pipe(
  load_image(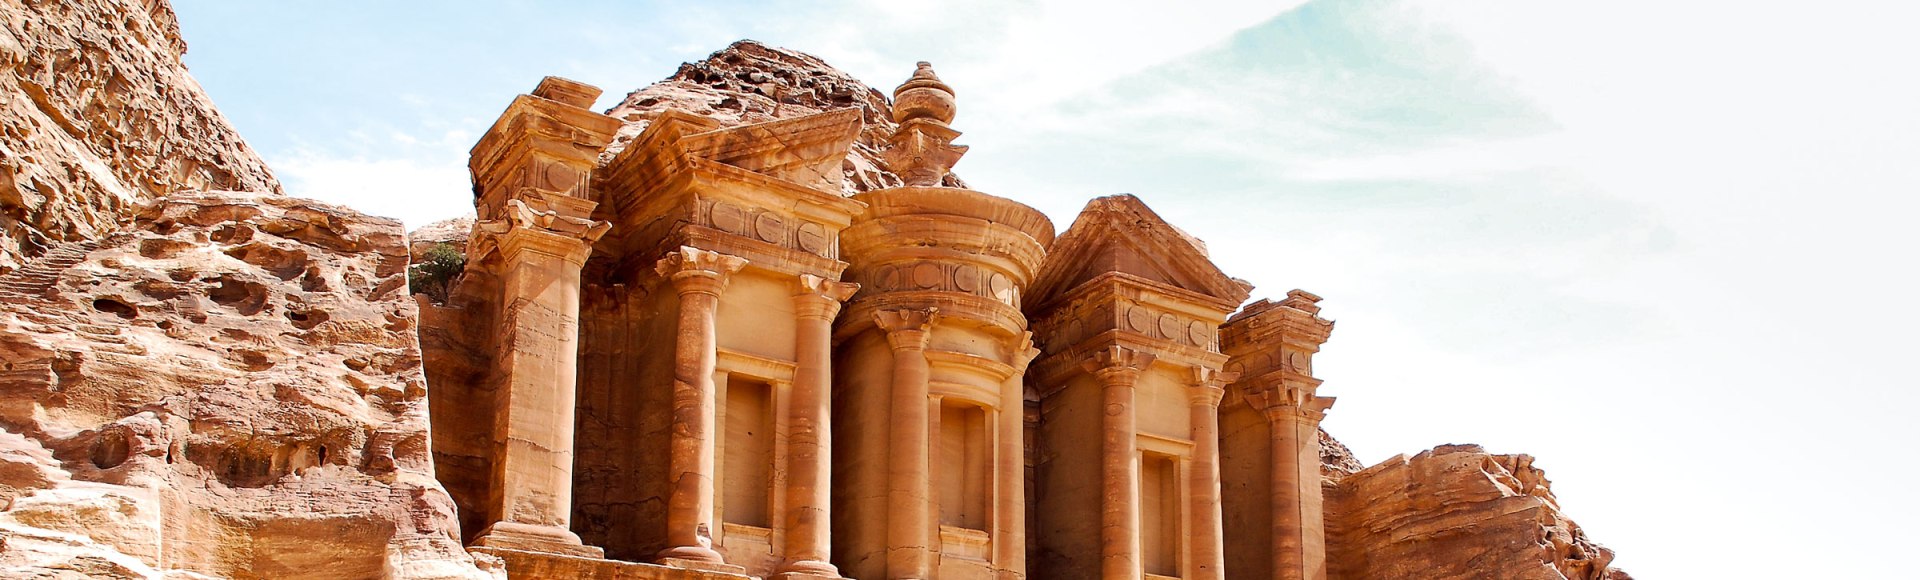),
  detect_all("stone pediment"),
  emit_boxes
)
[1028,194,1252,312]
[604,107,863,201]
[676,107,864,192]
